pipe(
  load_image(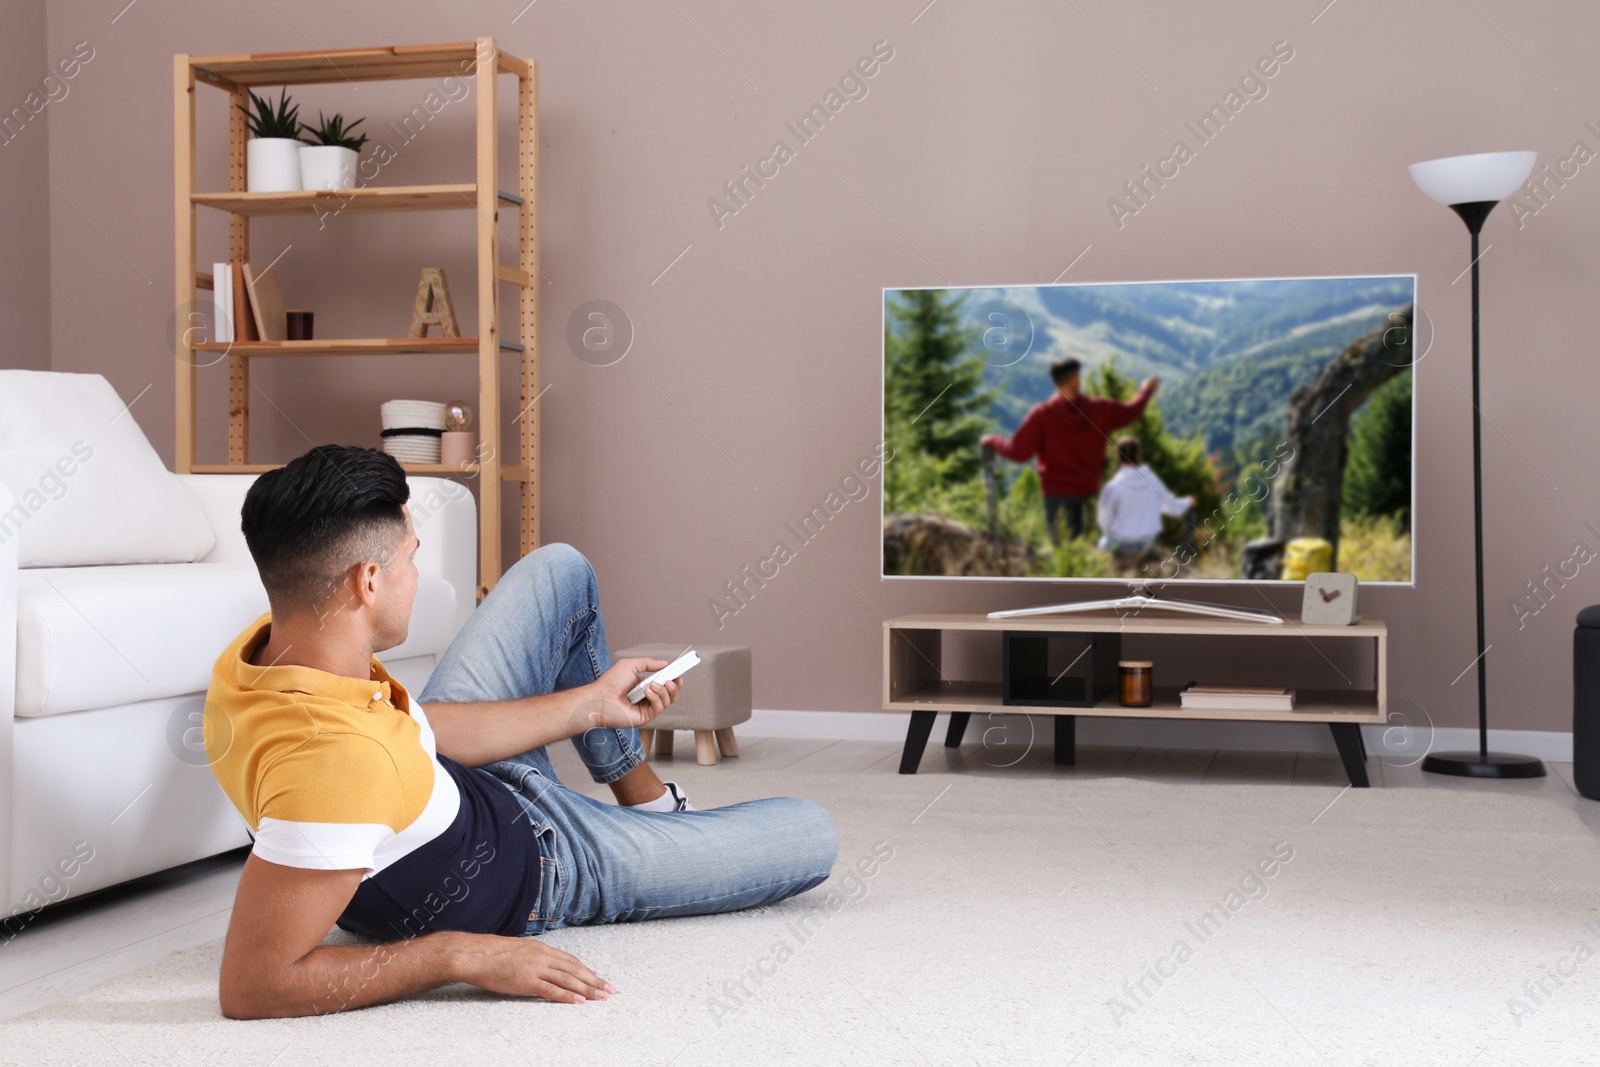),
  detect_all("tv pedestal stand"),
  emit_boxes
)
[884,609,1386,787]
